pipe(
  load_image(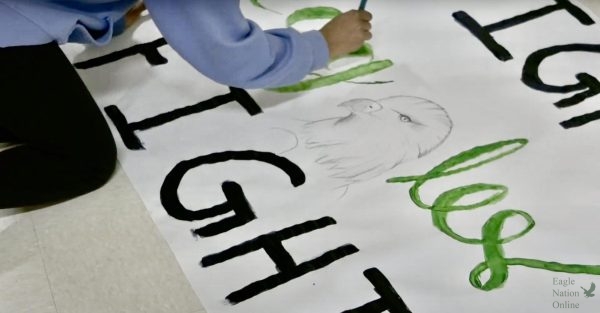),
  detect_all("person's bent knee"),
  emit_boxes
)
[86,140,117,190]
[71,138,118,194]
